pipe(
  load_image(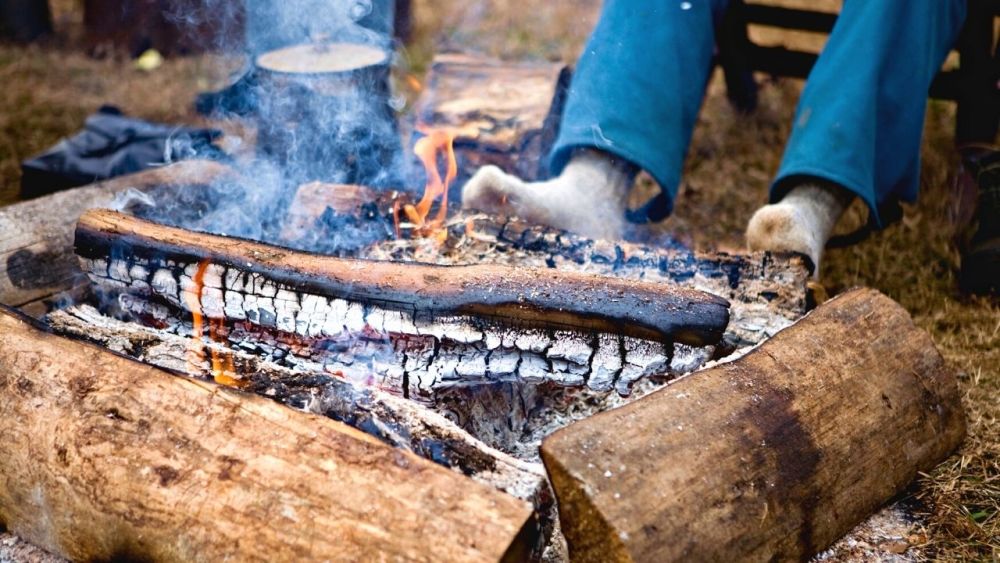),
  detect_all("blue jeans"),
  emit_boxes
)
[552,0,967,224]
